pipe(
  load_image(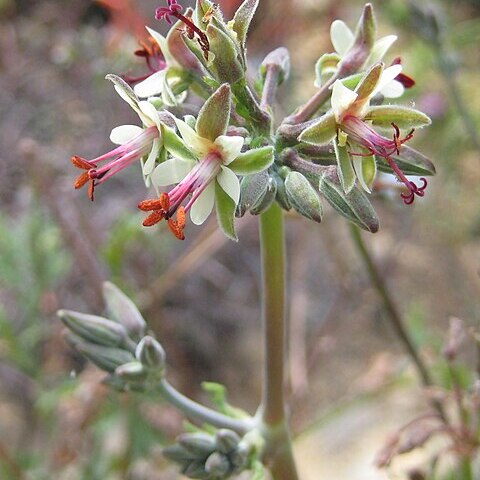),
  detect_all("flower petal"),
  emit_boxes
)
[138,101,160,127]
[372,64,402,97]
[330,20,354,56]
[190,182,215,225]
[214,135,244,165]
[109,125,143,145]
[367,35,397,65]
[217,166,240,204]
[150,158,195,187]
[331,80,358,121]
[380,79,404,99]
[134,71,166,99]
[174,118,211,158]
[142,138,161,176]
